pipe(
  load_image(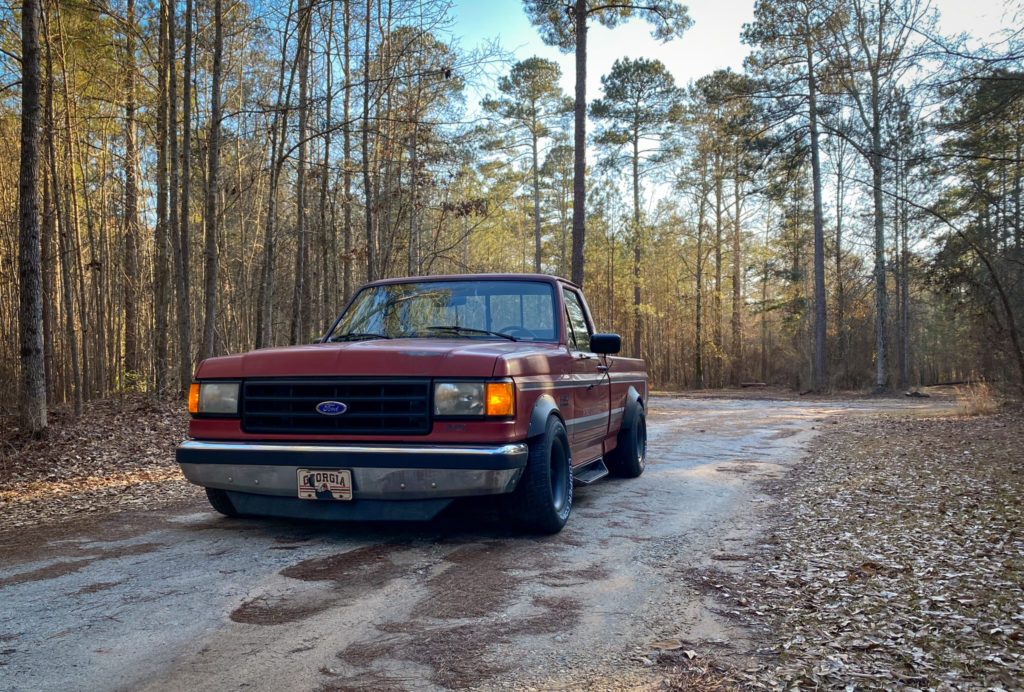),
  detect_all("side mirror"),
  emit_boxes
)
[590,333,621,355]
